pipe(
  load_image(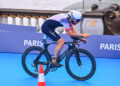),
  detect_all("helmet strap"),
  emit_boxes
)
[67,17,72,23]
